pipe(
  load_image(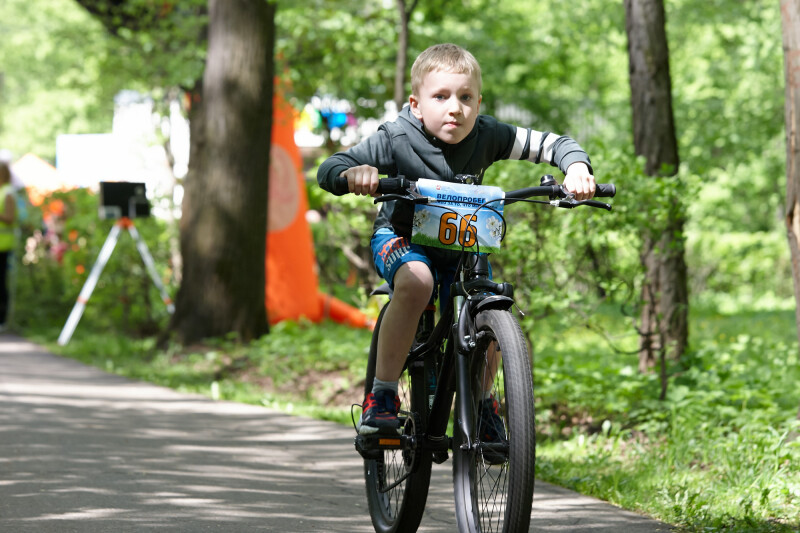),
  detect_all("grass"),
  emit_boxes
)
[22,304,800,532]
[530,305,800,532]
[25,319,373,426]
